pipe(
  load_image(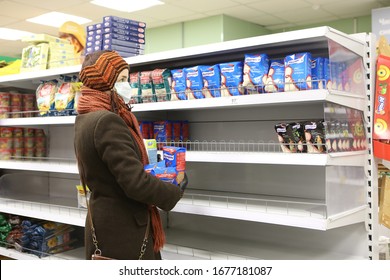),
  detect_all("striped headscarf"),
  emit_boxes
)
[79,50,128,91]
